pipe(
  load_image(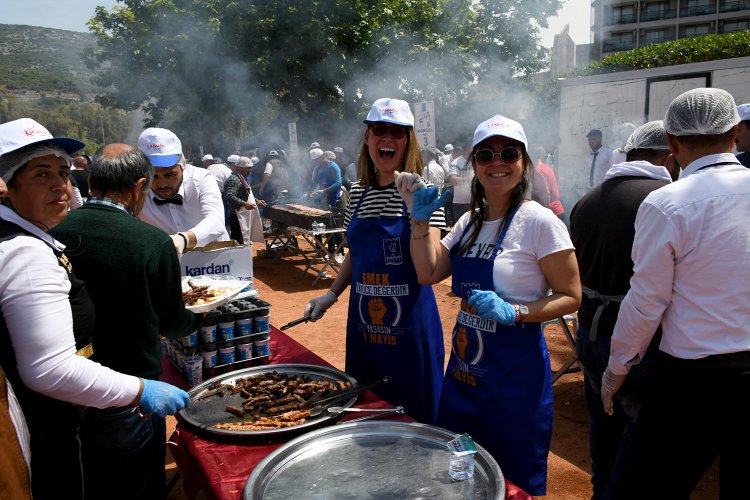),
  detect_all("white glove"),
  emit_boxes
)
[601,367,628,416]
[394,171,427,214]
[170,233,187,258]
[304,290,338,321]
